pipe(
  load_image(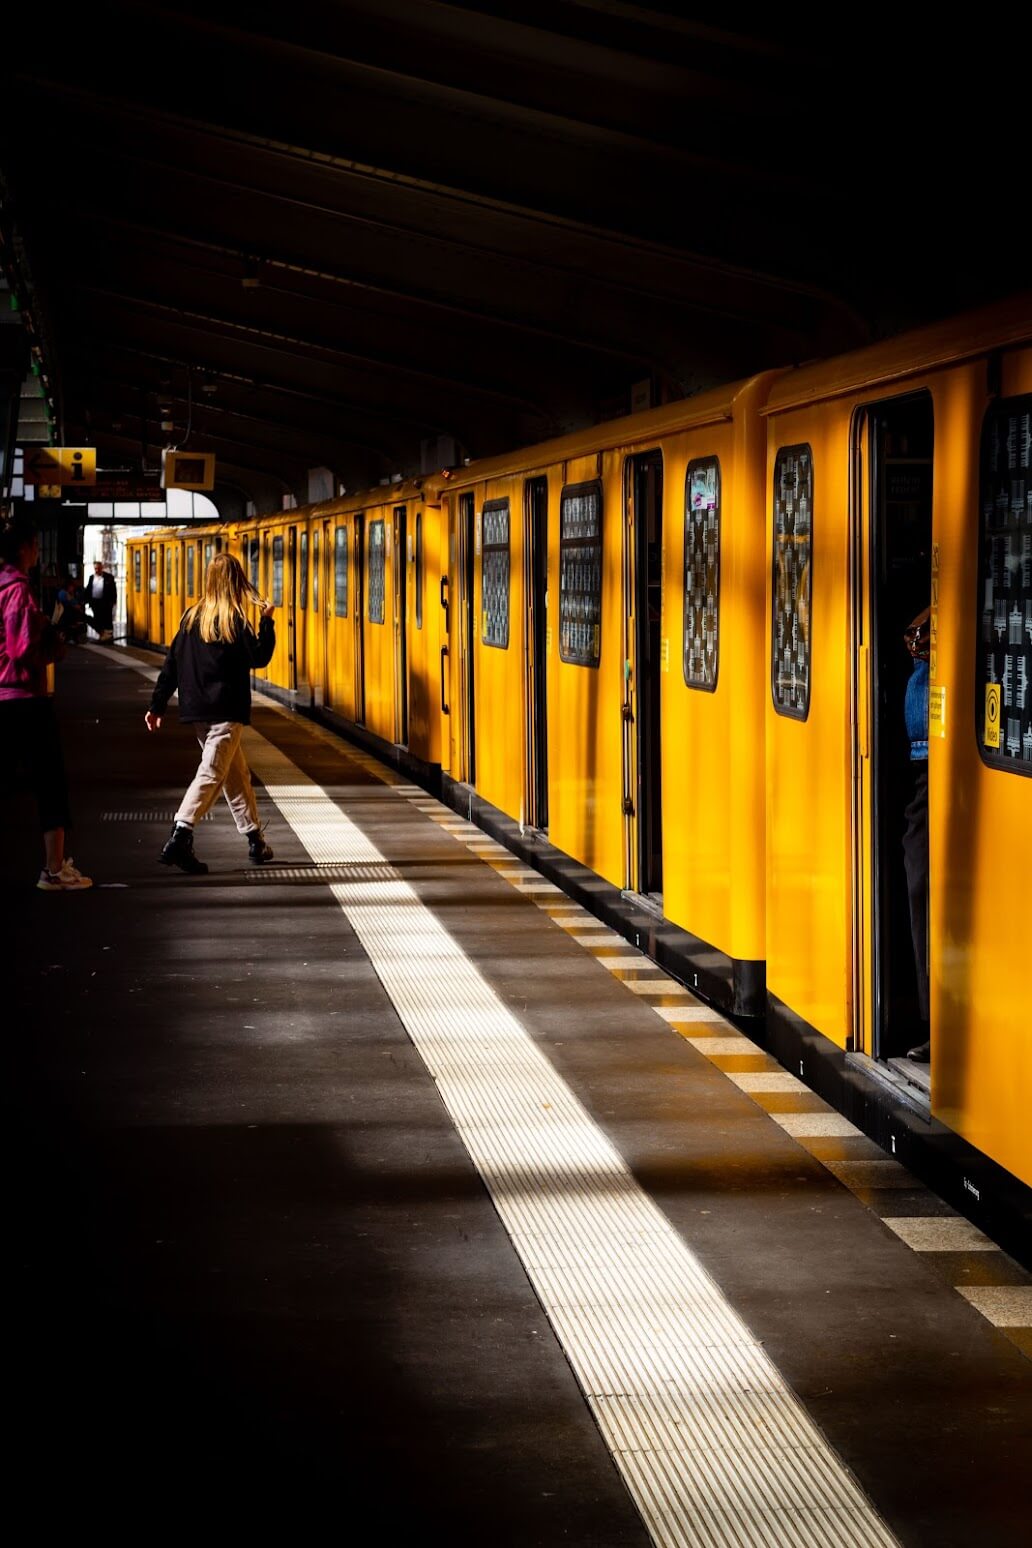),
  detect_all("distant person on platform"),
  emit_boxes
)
[84,559,116,640]
[55,575,86,645]
[144,552,276,875]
